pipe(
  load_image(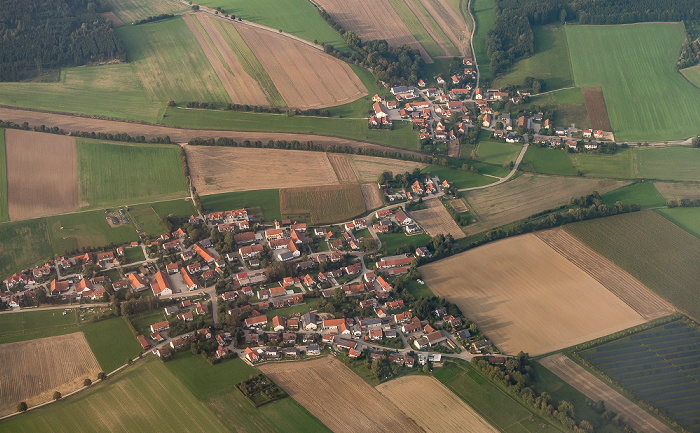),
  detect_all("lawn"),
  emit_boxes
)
[475,133,522,167]
[565,210,700,321]
[519,146,577,176]
[403,278,435,300]
[0,218,53,281]
[601,182,665,209]
[151,198,197,219]
[81,317,143,373]
[386,0,445,59]
[117,17,231,105]
[520,87,590,129]
[264,298,322,320]
[681,64,700,88]
[201,189,281,221]
[494,25,574,91]
[656,207,700,238]
[568,148,636,179]
[161,107,421,150]
[77,139,188,208]
[471,0,496,80]
[421,165,497,189]
[0,357,229,433]
[46,210,138,256]
[129,311,167,338]
[129,205,168,236]
[0,129,7,222]
[123,246,145,263]
[0,309,78,341]
[566,23,700,142]
[378,232,432,255]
